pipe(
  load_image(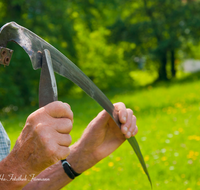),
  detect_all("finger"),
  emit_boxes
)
[114,102,127,124]
[131,115,137,136]
[55,118,73,134]
[126,115,137,137]
[56,133,72,147]
[121,109,134,138]
[132,125,138,137]
[121,123,128,135]
[125,111,137,138]
[64,103,71,109]
[127,115,137,134]
[44,101,73,120]
[63,103,74,123]
[56,146,71,160]
[126,115,137,138]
